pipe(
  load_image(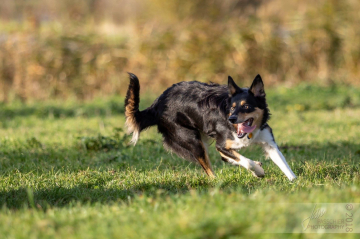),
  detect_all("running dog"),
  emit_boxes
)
[125,73,296,181]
